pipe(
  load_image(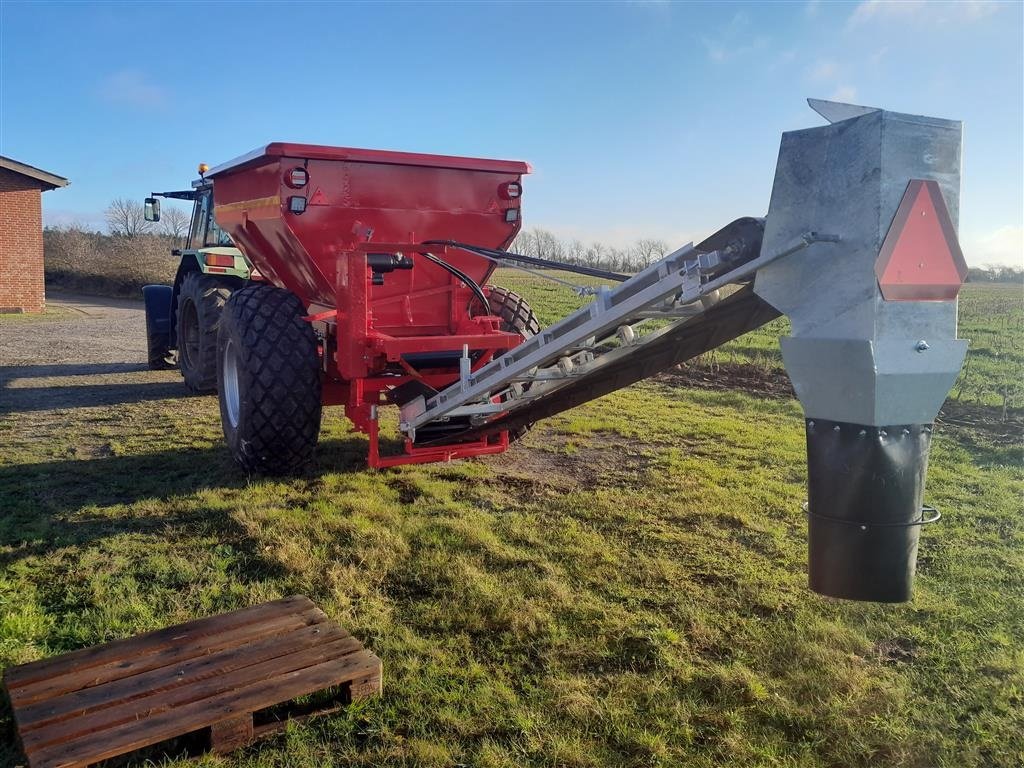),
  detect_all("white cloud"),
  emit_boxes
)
[830,85,859,102]
[847,0,999,28]
[807,59,838,81]
[701,10,769,63]
[96,70,168,109]
[964,226,1024,268]
[848,0,926,27]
